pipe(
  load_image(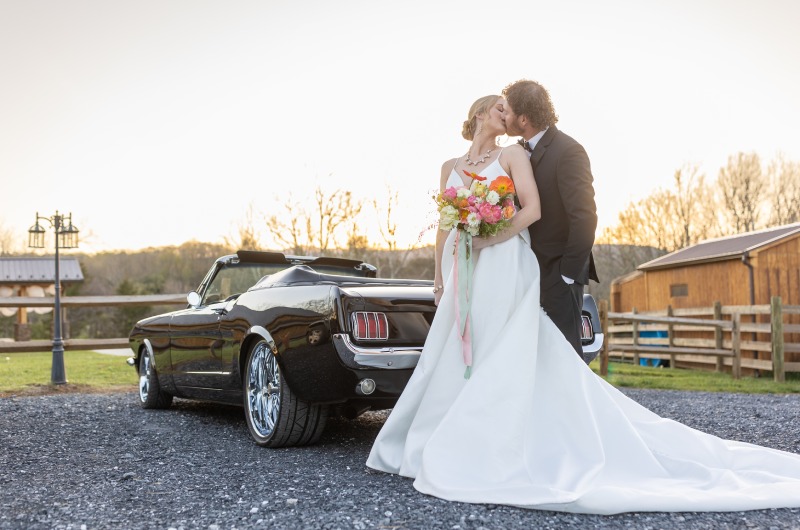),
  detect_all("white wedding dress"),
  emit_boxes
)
[366,156,800,514]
